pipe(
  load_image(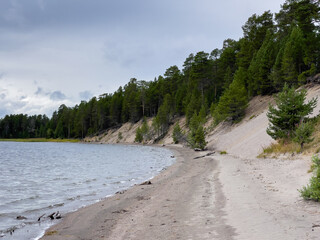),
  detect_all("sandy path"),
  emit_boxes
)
[216,154,320,240]
[41,147,235,240]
